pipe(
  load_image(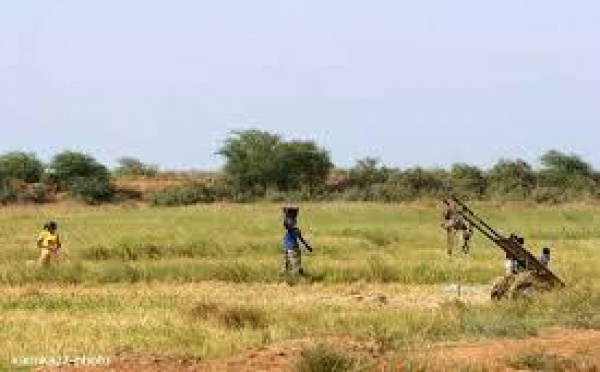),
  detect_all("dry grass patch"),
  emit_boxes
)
[189,300,269,330]
[295,344,356,372]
